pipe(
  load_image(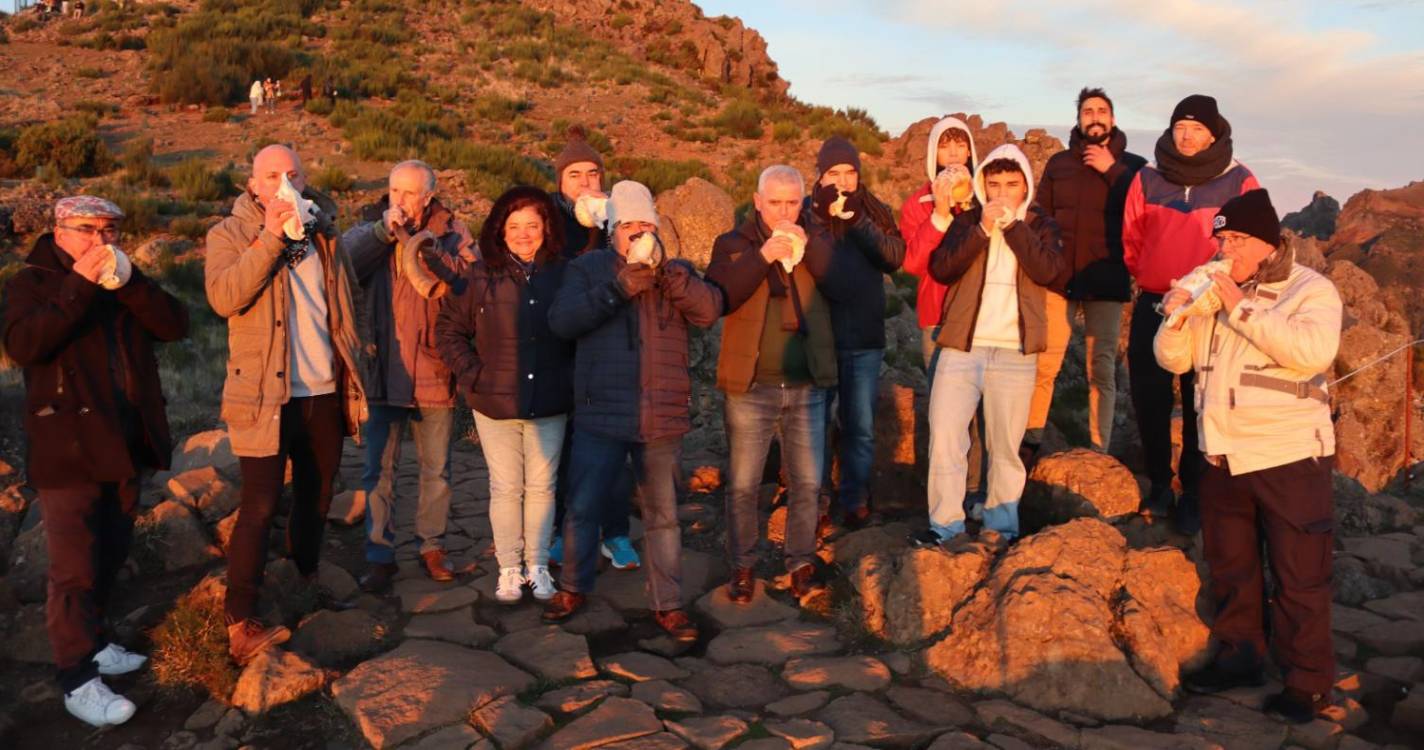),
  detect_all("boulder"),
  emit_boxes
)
[1021,449,1140,533]
[1116,547,1212,696]
[230,649,326,714]
[289,609,387,667]
[1282,192,1340,240]
[860,545,992,646]
[169,429,239,477]
[655,178,735,272]
[165,466,240,522]
[140,501,221,571]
